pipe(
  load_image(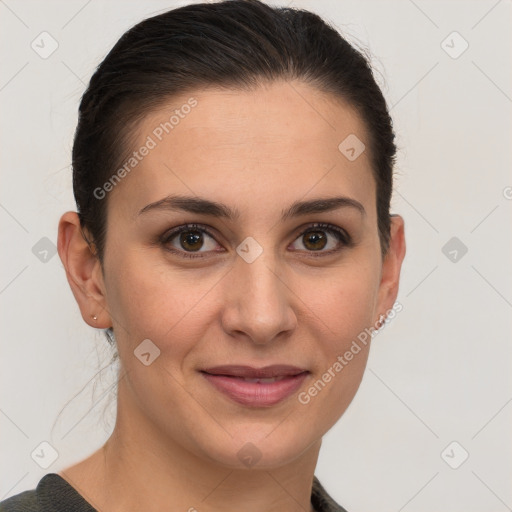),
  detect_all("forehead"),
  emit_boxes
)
[109,80,375,221]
